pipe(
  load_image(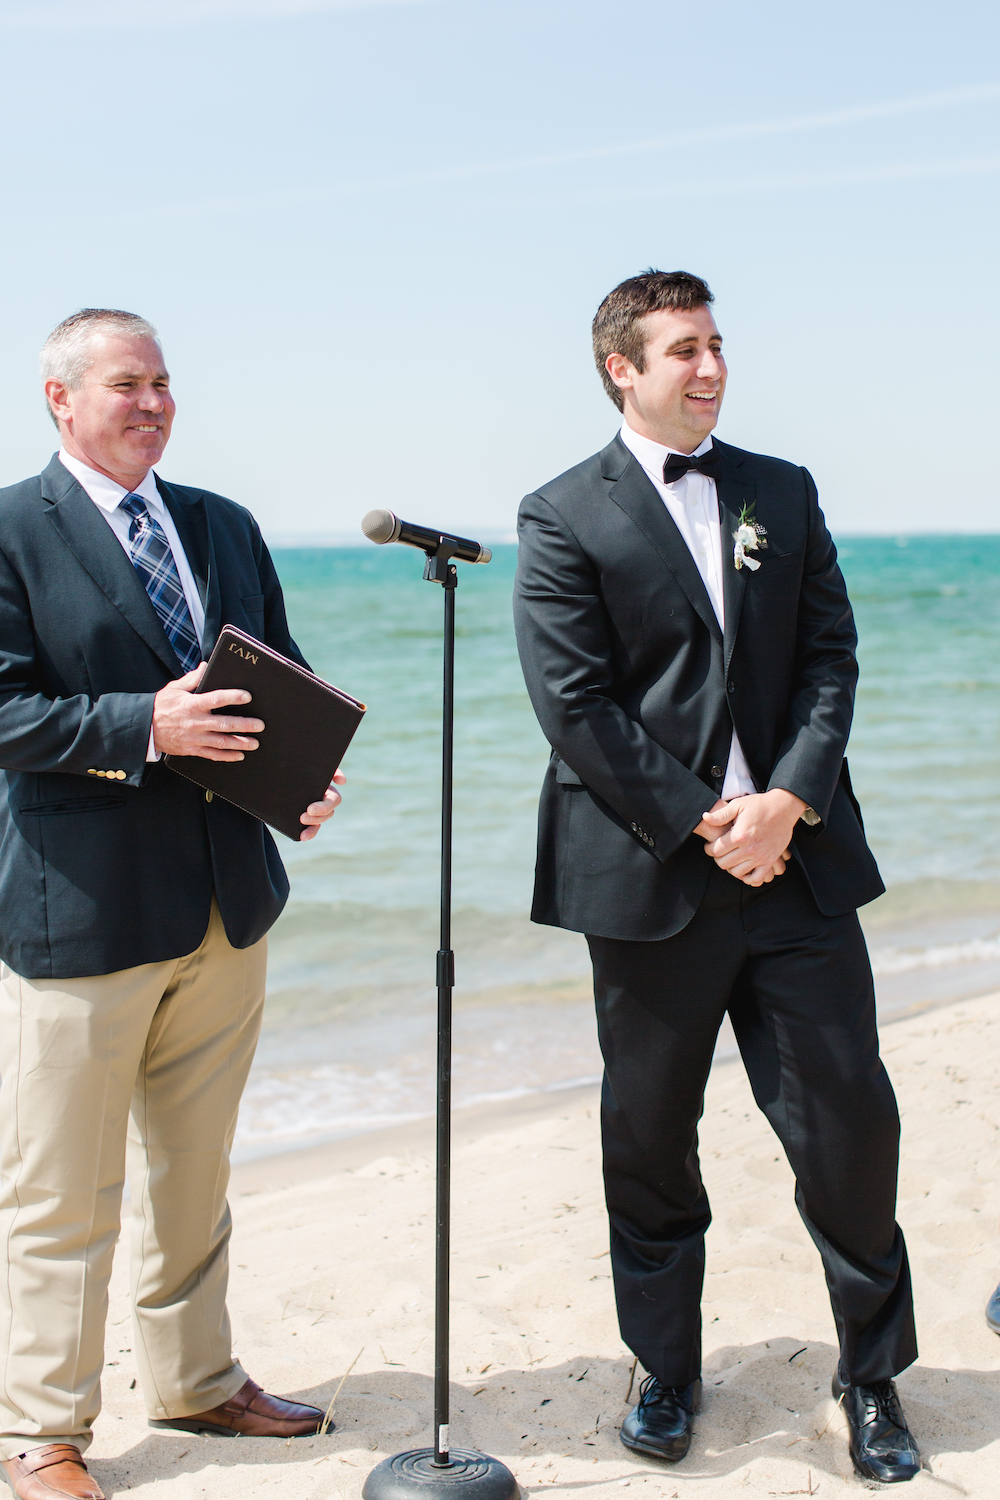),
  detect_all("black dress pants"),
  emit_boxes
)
[587,859,916,1388]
